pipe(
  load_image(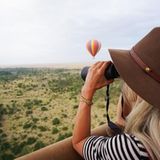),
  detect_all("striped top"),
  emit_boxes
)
[83,133,149,160]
